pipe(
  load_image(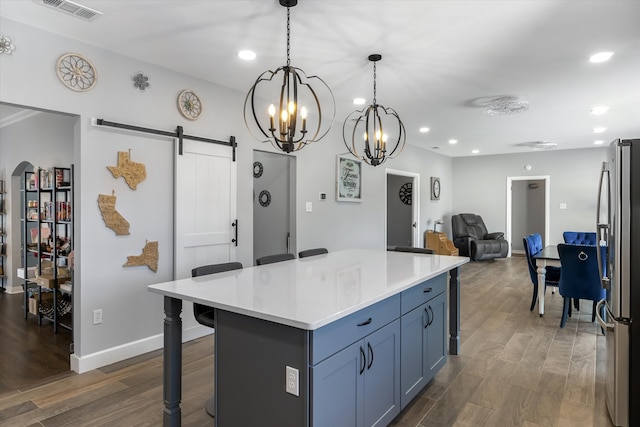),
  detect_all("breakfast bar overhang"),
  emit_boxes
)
[148,249,468,426]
